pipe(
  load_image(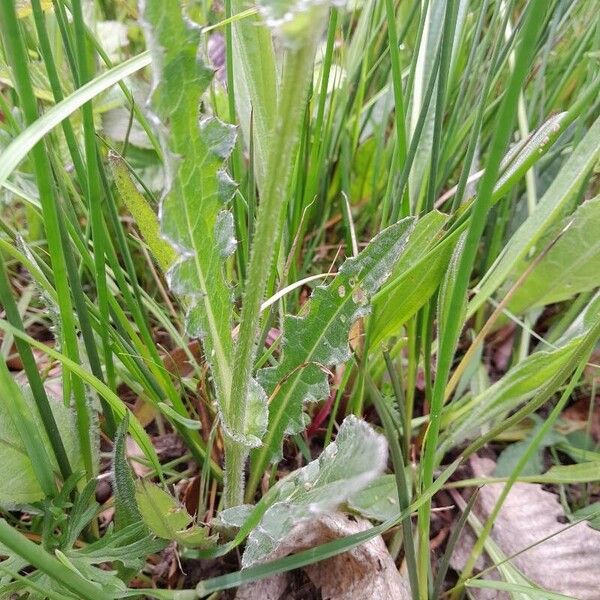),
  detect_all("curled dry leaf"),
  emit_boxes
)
[452,456,600,599]
[236,513,410,600]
